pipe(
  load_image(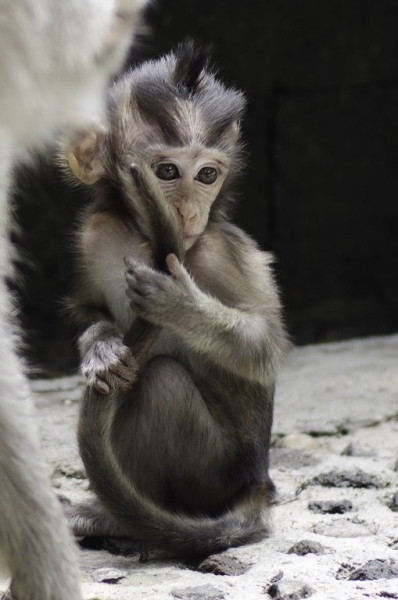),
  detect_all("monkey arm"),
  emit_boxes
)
[69,289,139,394]
[69,208,156,392]
[77,320,139,394]
[125,254,287,384]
